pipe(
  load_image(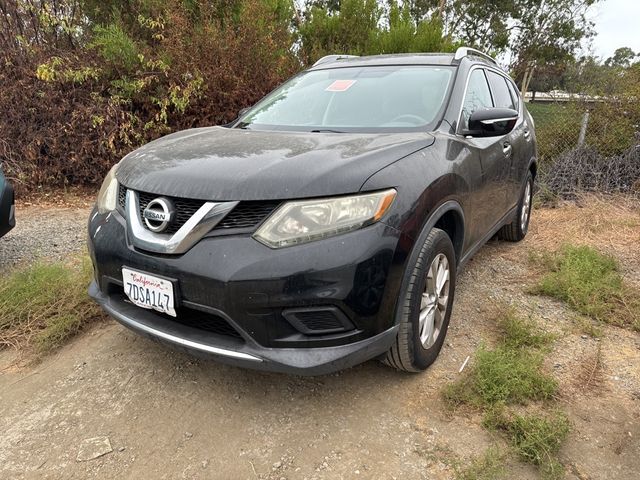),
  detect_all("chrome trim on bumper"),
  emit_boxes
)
[104,300,263,362]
